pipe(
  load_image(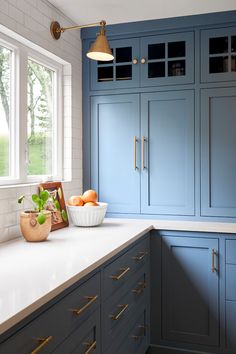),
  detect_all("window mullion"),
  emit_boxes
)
[18,47,28,183]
